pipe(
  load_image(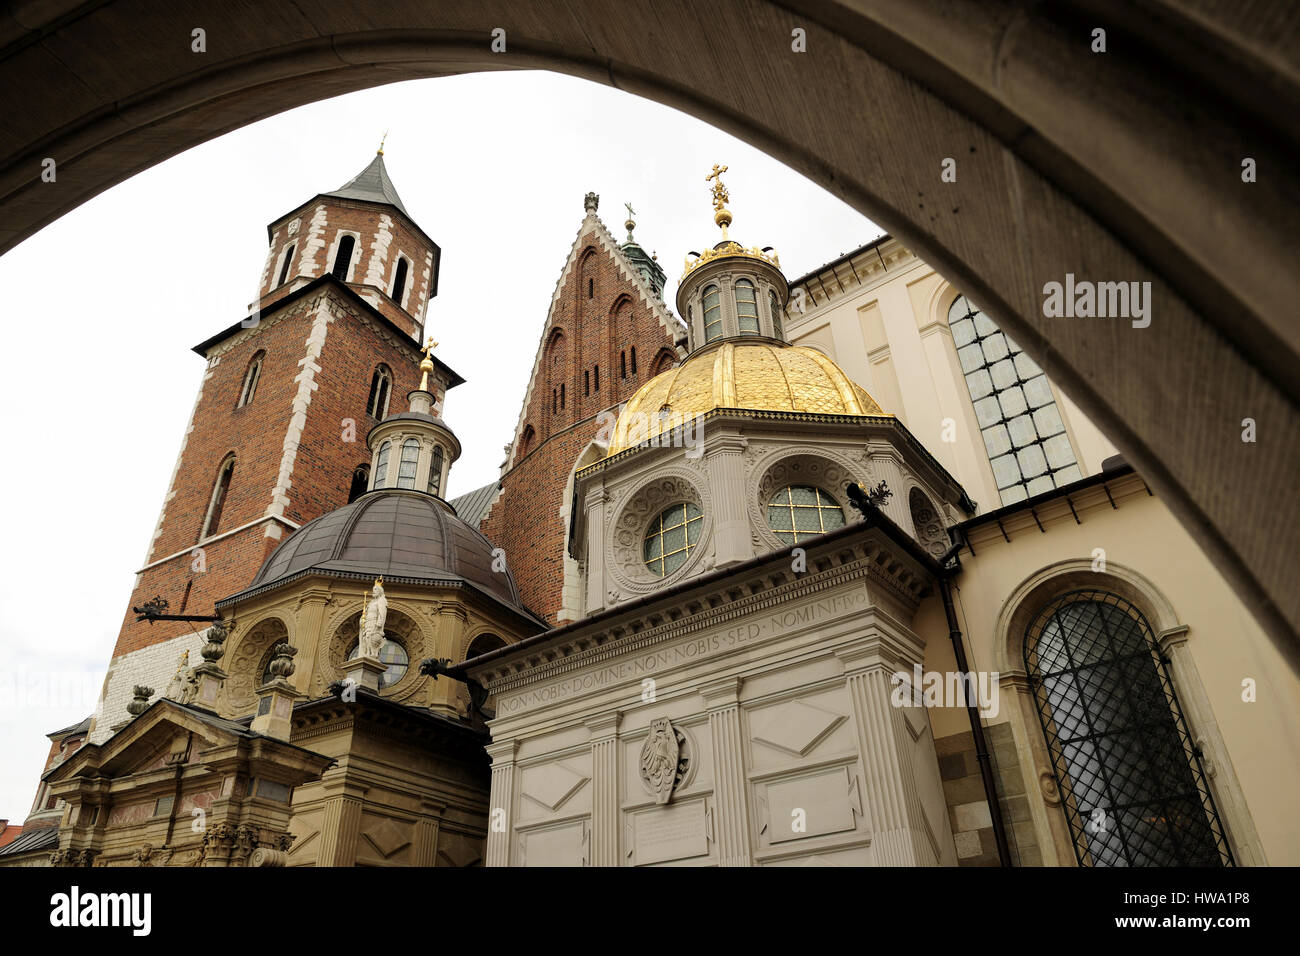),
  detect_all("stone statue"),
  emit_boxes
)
[640,717,681,805]
[164,651,198,704]
[358,578,387,658]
